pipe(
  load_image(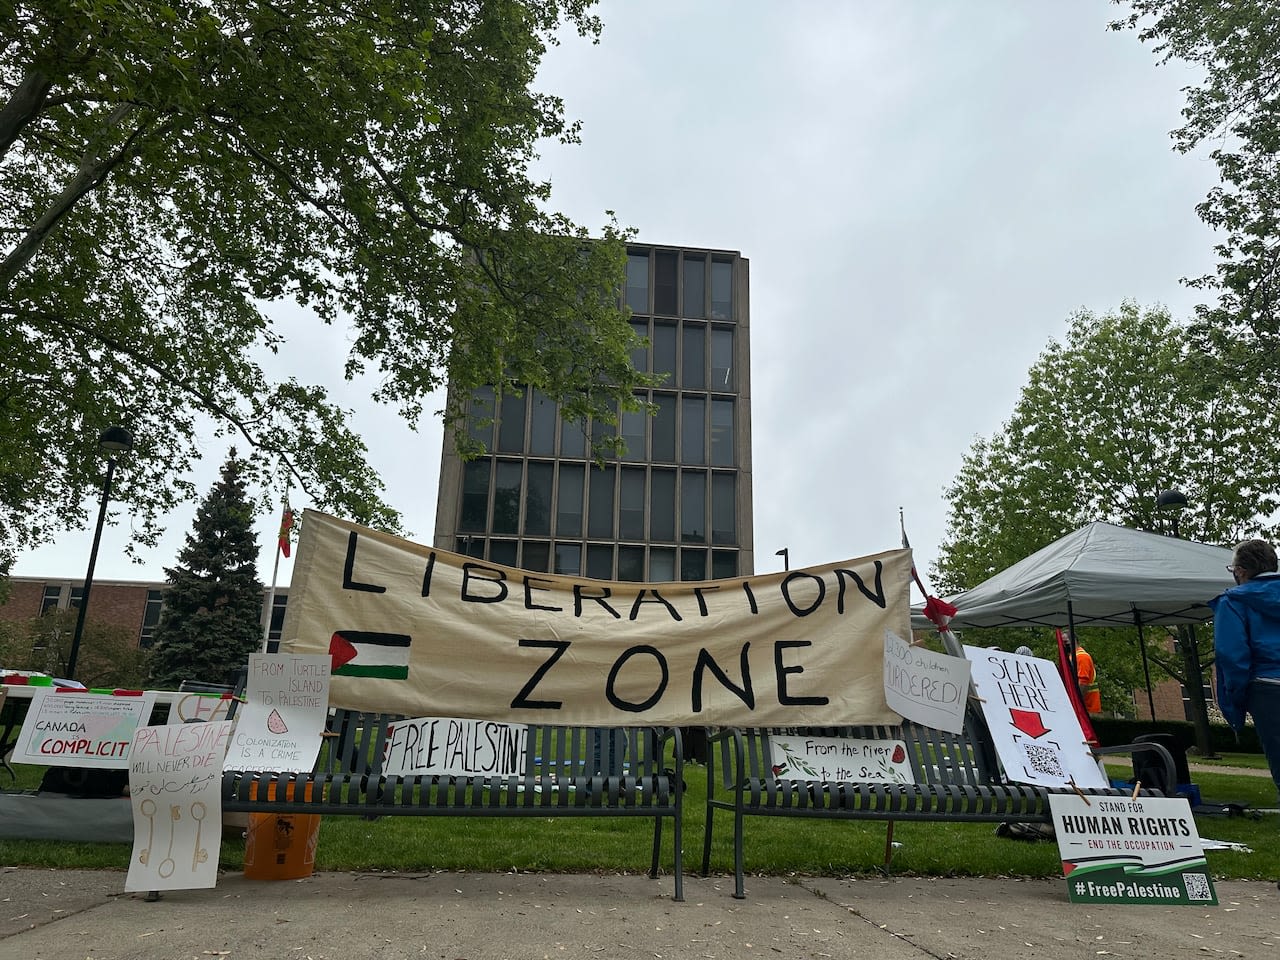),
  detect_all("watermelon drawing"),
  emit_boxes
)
[266,709,289,734]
